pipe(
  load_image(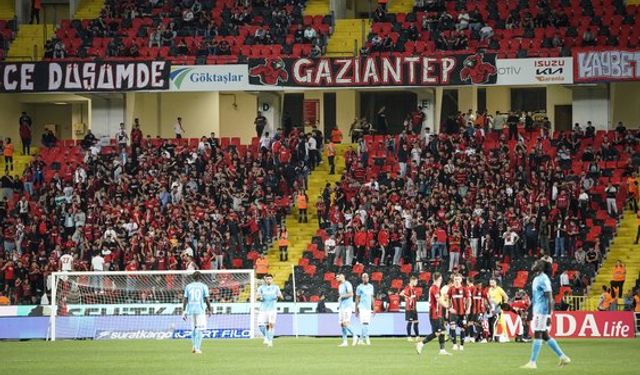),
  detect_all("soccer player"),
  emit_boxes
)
[257,273,283,347]
[468,280,489,343]
[521,260,571,369]
[416,272,451,356]
[355,273,375,345]
[182,271,211,354]
[400,276,419,341]
[447,274,470,351]
[336,273,356,347]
